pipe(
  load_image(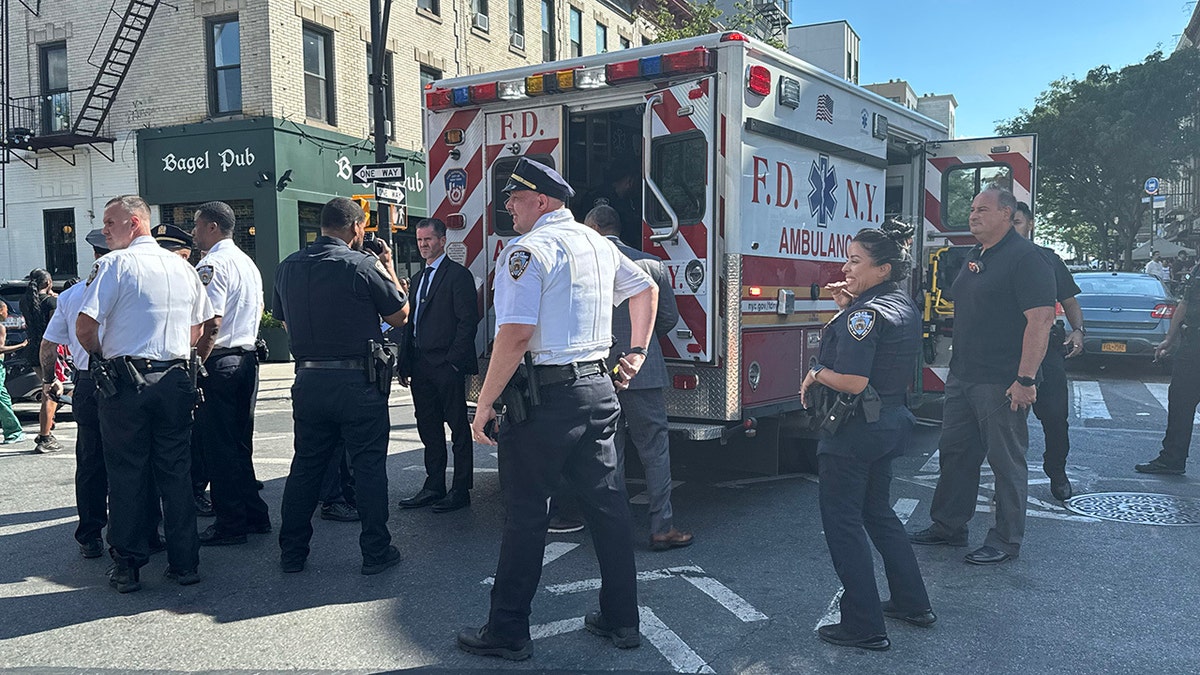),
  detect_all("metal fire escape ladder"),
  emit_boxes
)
[72,0,160,139]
